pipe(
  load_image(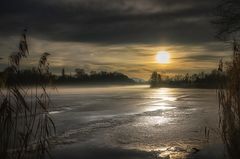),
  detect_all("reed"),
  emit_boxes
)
[218,40,240,159]
[0,30,55,159]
